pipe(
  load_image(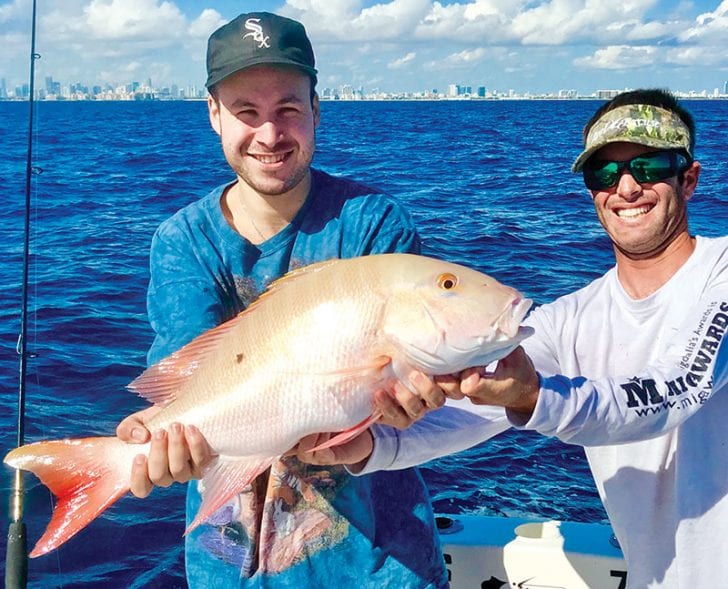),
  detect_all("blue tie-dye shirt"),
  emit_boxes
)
[145,168,449,588]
